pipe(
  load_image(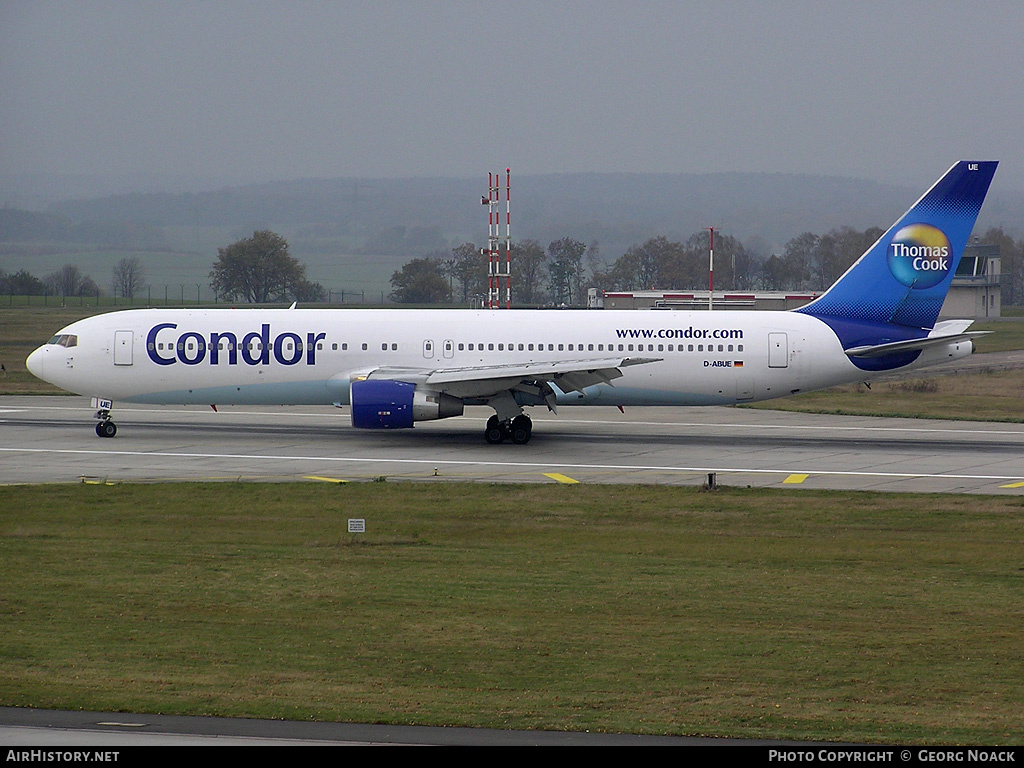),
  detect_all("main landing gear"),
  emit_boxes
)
[485,414,533,445]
